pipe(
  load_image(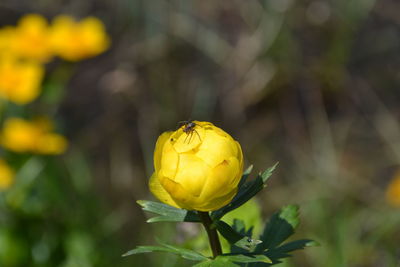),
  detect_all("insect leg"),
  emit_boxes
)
[184,132,190,143]
[194,129,202,142]
[186,131,193,144]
